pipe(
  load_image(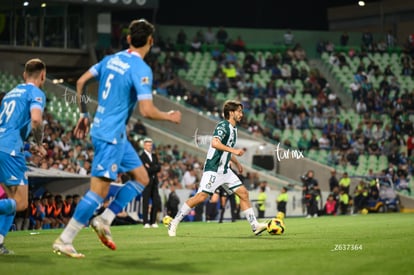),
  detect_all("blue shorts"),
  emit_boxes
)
[0,151,28,186]
[91,138,143,181]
